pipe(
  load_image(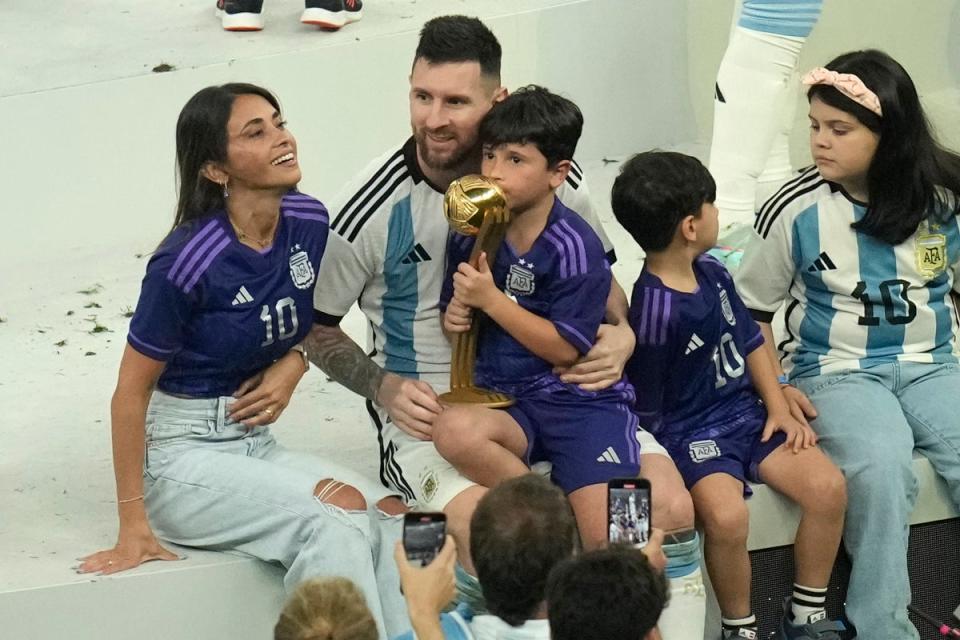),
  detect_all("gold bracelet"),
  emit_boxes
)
[118,494,144,504]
